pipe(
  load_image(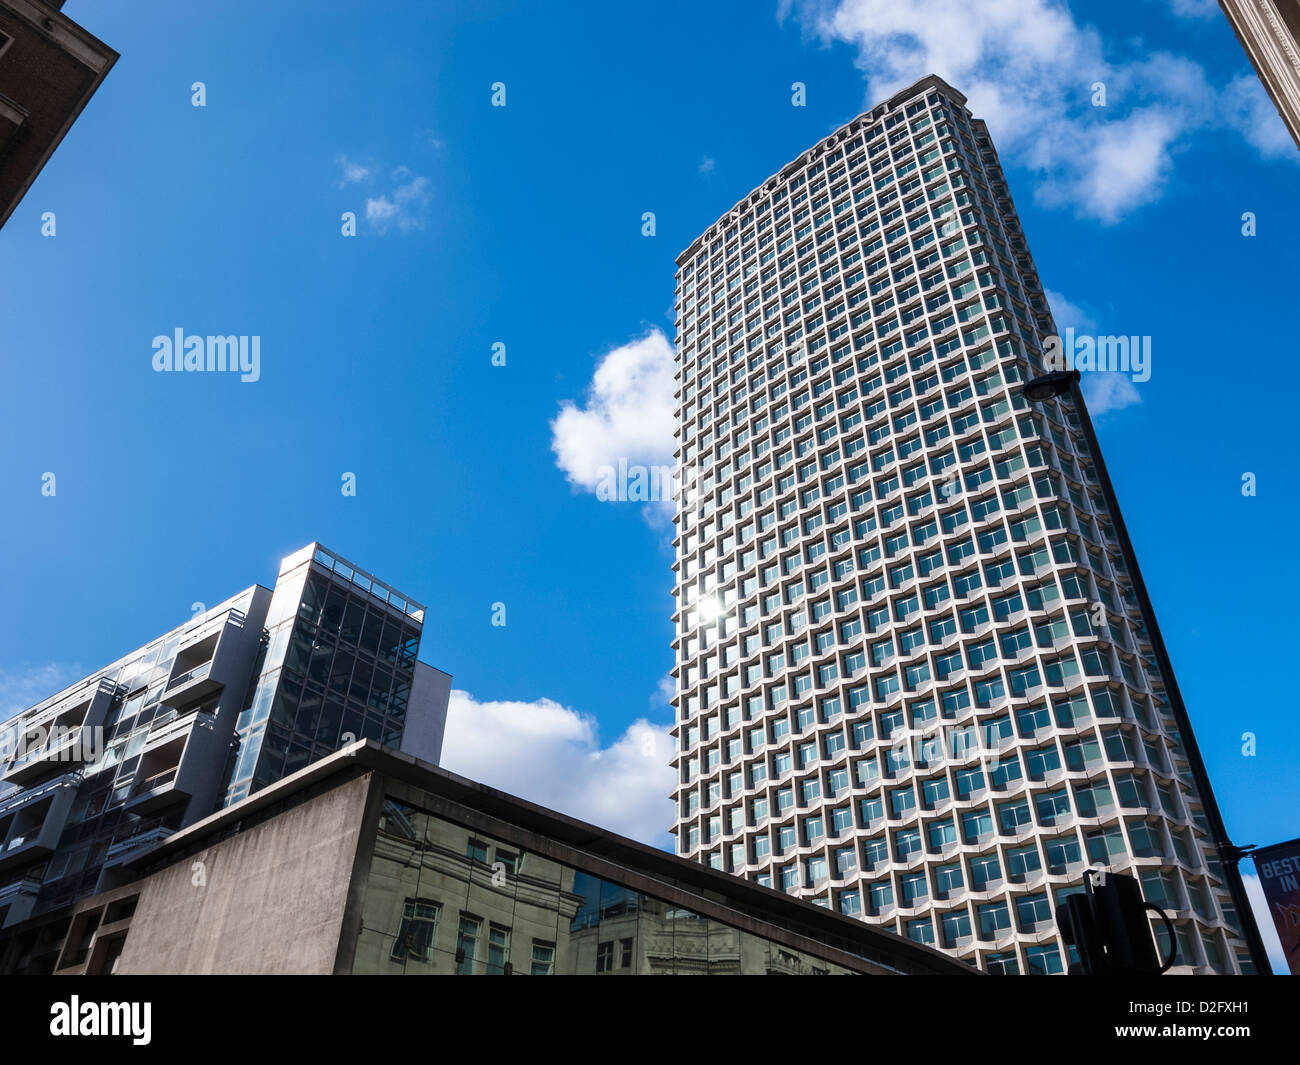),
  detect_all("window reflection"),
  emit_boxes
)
[354,797,858,975]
